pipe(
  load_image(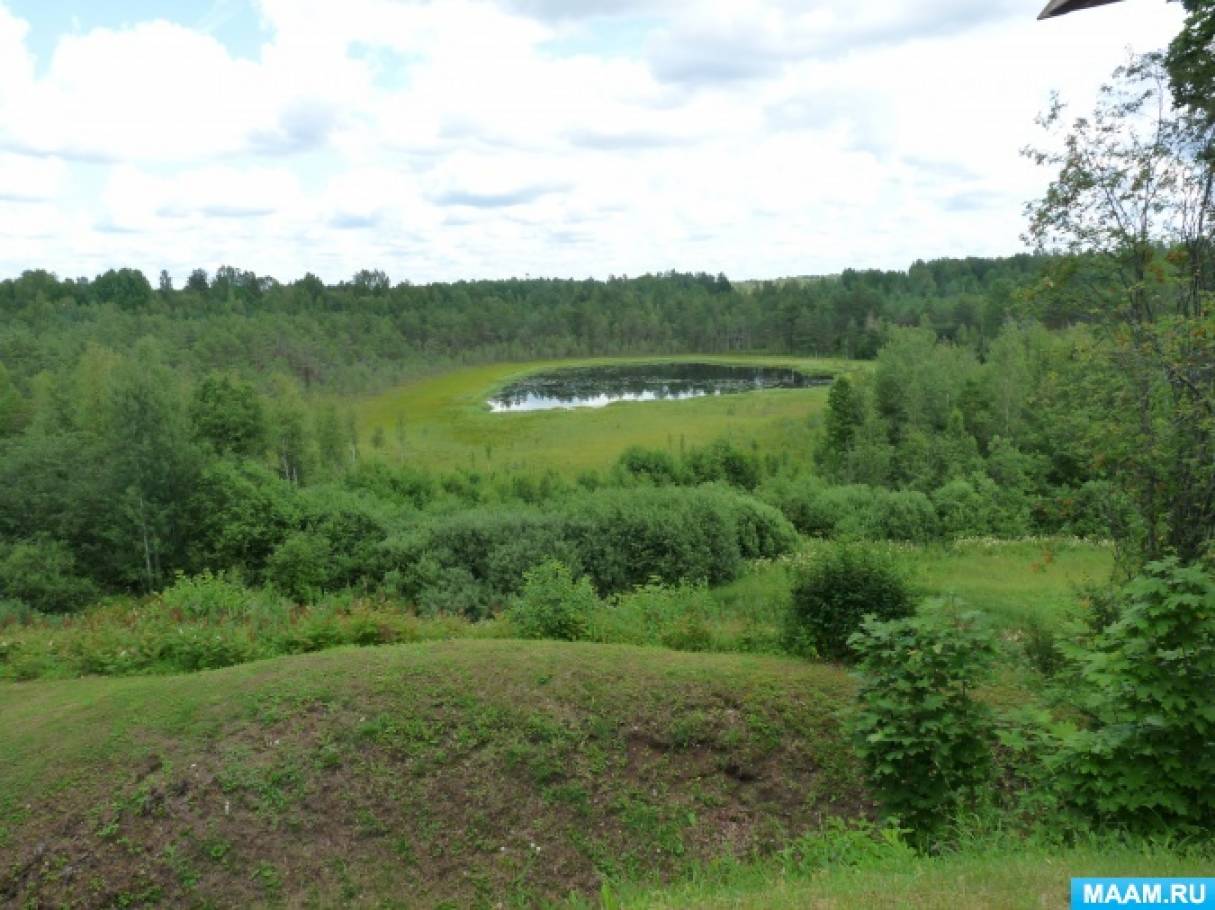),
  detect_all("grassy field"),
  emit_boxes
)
[0,640,865,907]
[353,355,860,473]
[606,839,1215,909]
[712,537,1115,637]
